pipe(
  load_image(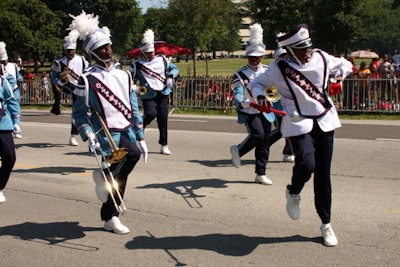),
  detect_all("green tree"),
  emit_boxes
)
[358,0,400,55]
[0,0,62,64]
[312,0,365,55]
[244,0,313,50]
[166,0,242,76]
[43,0,144,57]
[245,0,400,56]
[143,8,168,42]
